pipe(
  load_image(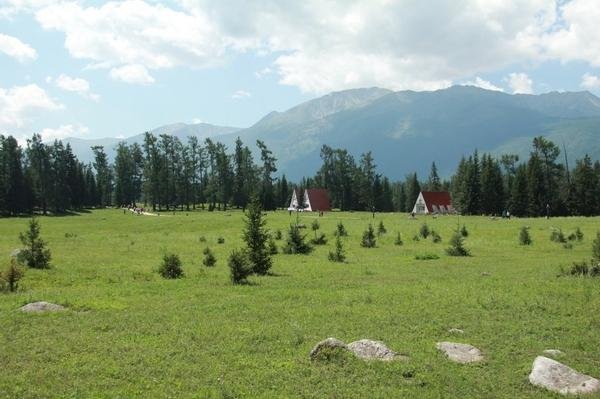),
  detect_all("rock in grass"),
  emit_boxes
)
[543,349,564,358]
[436,342,483,363]
[448,328,464,335]
[309,338,347,360]
[529,356,600,395]
[20,301,65,313]
[347,339,406,361]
